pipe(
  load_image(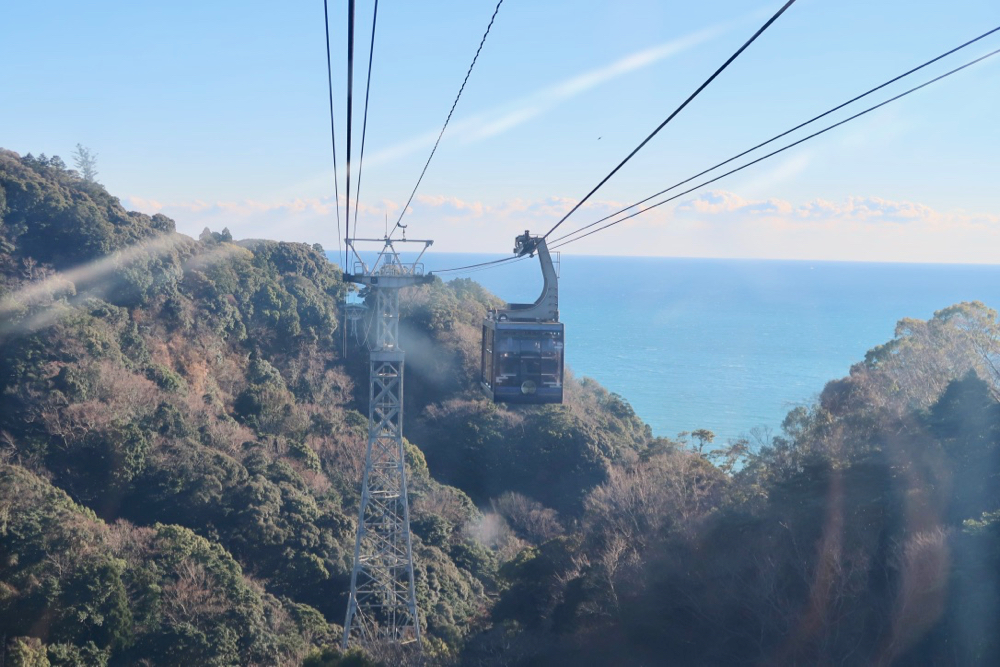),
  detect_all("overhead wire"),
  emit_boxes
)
[352,0,380,238]
[549,46,1000,251]
[550,24,1000,247]
[434,28,1000,276]
[321,0,344,267]
[345,0,356,245]
[433,254,521,274]
[541,0,799,242]
[434,254,529,278]
[389,0,504,239]
[456,255,530,277]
